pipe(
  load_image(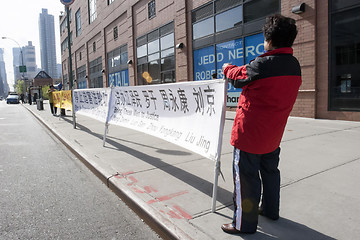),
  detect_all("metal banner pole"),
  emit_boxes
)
[211,79,228,212]
[71,89,76,129]
[103,123,109,147]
